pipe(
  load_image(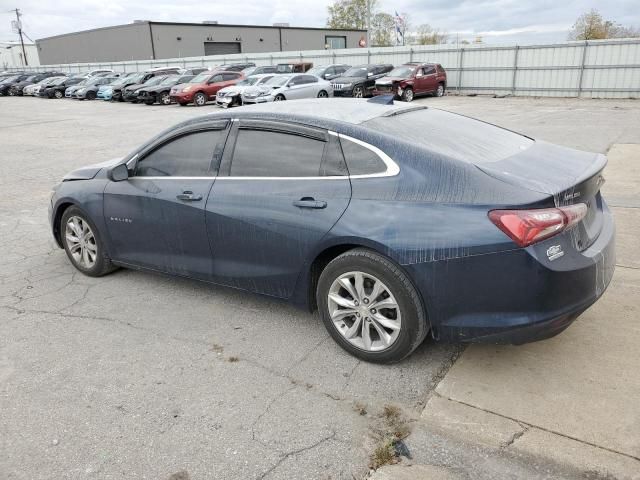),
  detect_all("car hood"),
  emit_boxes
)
[125,83,146,92]
[376,76,408,84]
[331,76,367,84]
[63,157,123,181]
[140,85,171,93]
[218,85,250,95]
